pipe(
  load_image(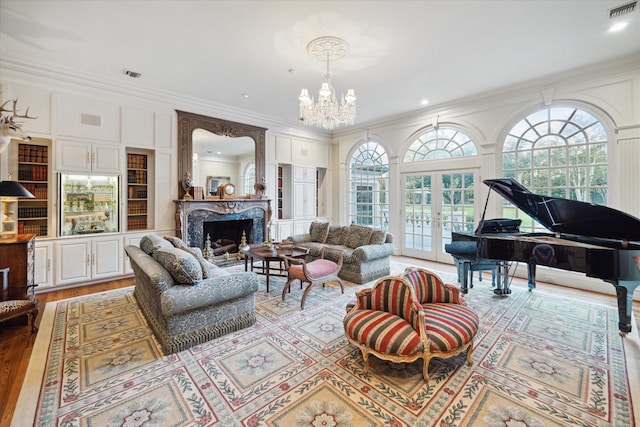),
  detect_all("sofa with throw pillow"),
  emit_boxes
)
[287,222,394,284]
[124,234,259,354]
